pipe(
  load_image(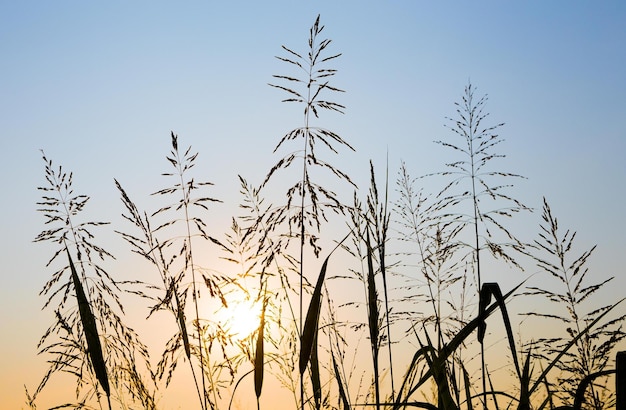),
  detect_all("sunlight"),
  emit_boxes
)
[215,298,262,340]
